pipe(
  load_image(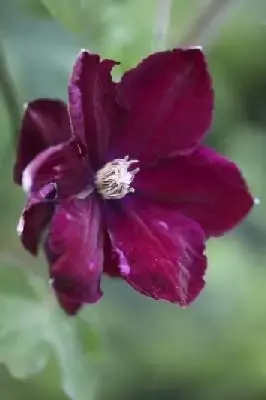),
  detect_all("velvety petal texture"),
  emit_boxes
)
[14,47,254,316]
[111,48,213,164]
[17,193,54,255]
[103,232,120,277]
[106,199,207,306]
[22,139,90,199]
[14,99,71,184]
[134,145,254,236]
[46,197,103,315]
[69,50,122,169]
